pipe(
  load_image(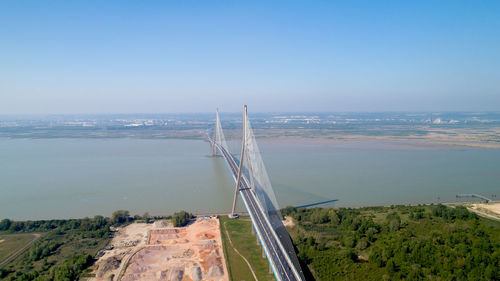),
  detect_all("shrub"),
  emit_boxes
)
[172,211,193,227]
[111,210,130,225]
